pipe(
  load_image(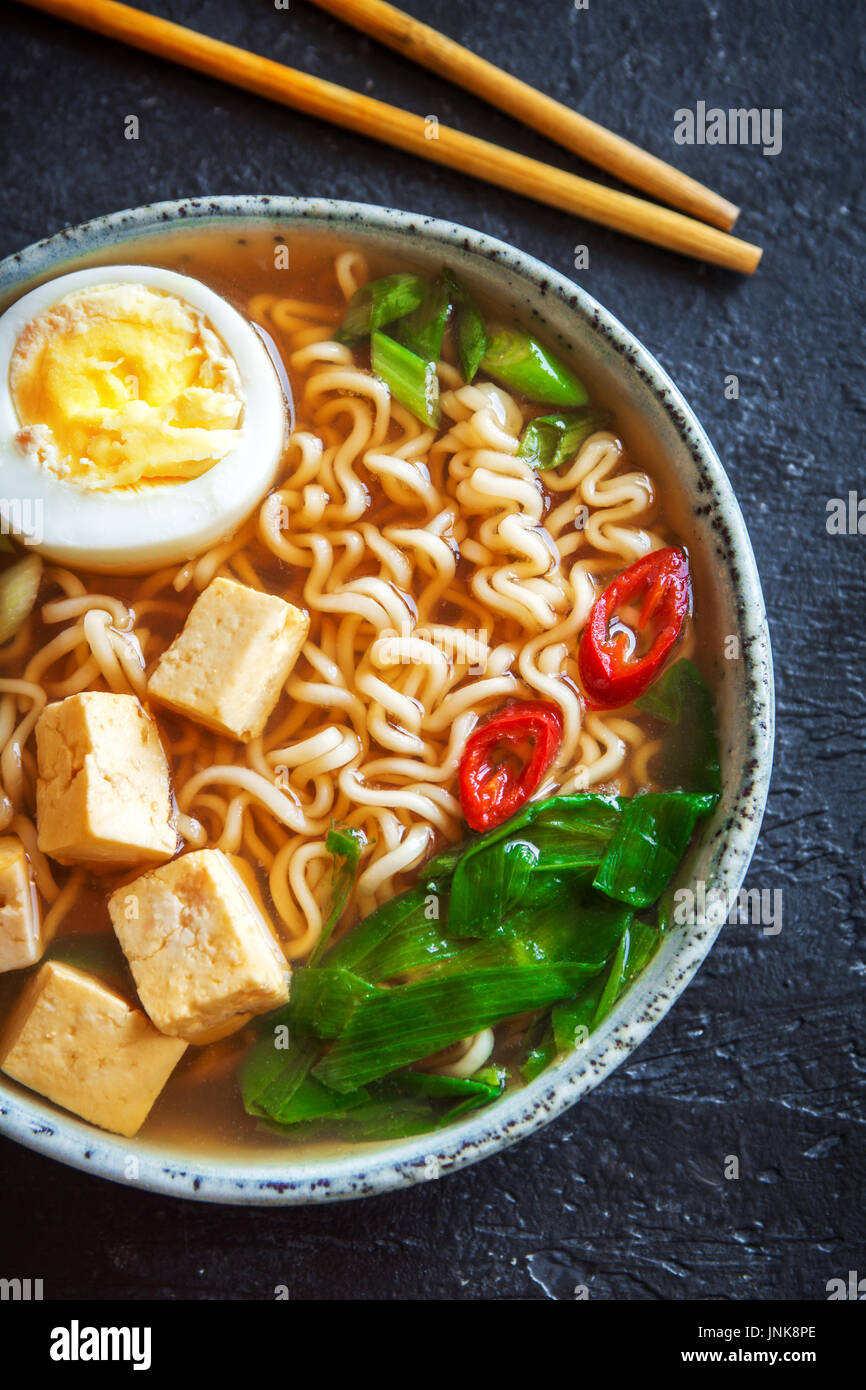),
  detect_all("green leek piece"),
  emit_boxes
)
[371,330,440,427]
[448,837,539,939]
[290,968,378,1038]
[0,554,41,646]
[243,785,717,1127]
[593,791,712,909]
[518,408,612,470]
[637,658,722,797]
[336,272,427,342]
[308,825,364,967]
[481,328,589,406]
[445,795,621,937]
[442,269,488,382]
[313,963,594,1093]
[396,274,451,362]
[240,1024,317,1122]
[323,884,430,975]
